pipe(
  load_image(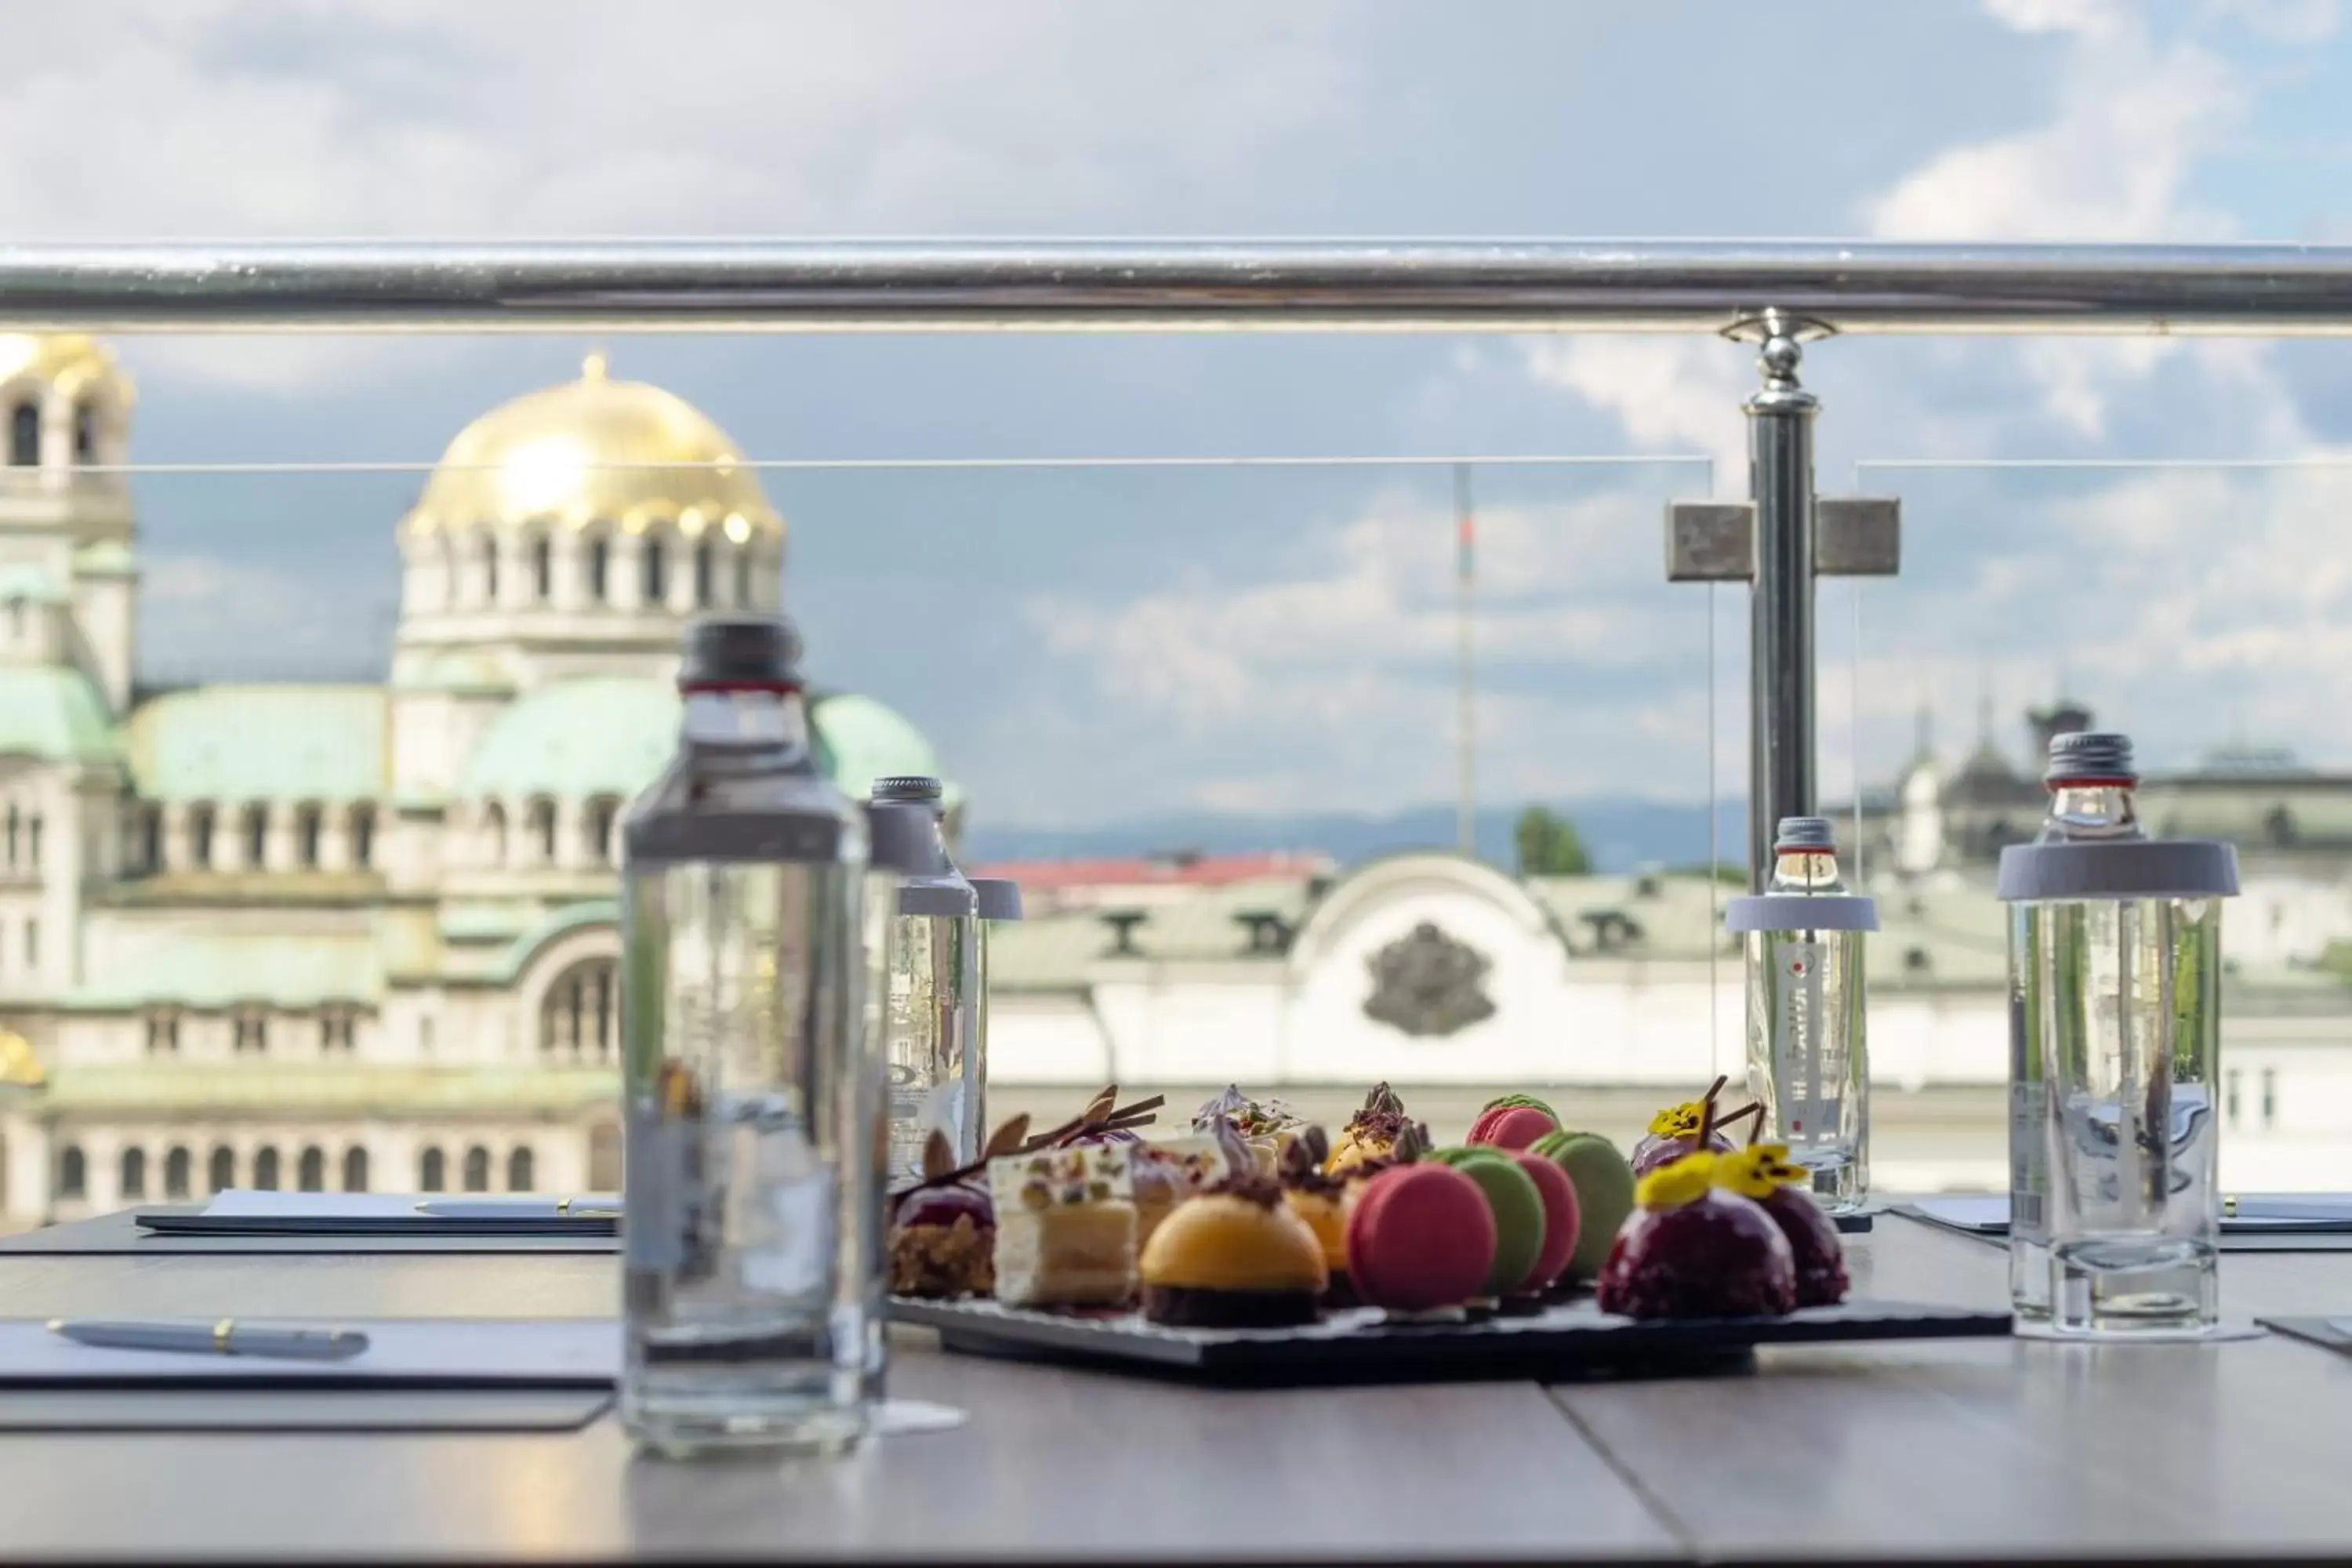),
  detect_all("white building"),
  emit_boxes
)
[0,339,946,1225]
